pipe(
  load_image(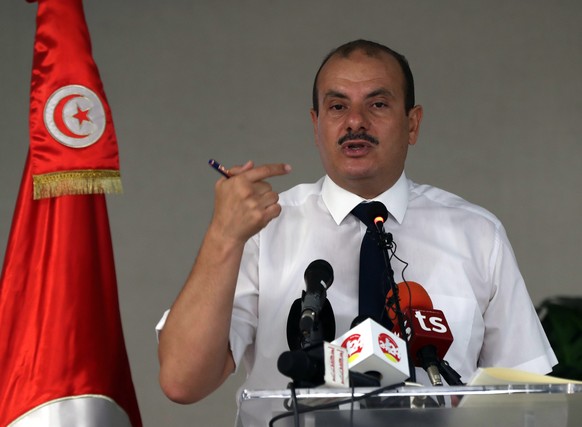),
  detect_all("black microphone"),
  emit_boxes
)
[366,201,395,250]
[278,342,382,388]
[277,345,324,388]
[299,260,334,344]
[285,260,335,350]
[365,201,388,234]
